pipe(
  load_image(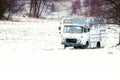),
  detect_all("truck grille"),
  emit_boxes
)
[66,38,77,43]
